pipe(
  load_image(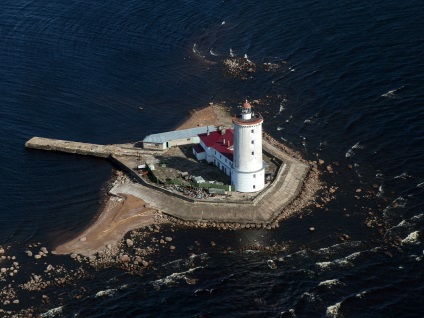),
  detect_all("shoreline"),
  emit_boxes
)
[53,102,321,257]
